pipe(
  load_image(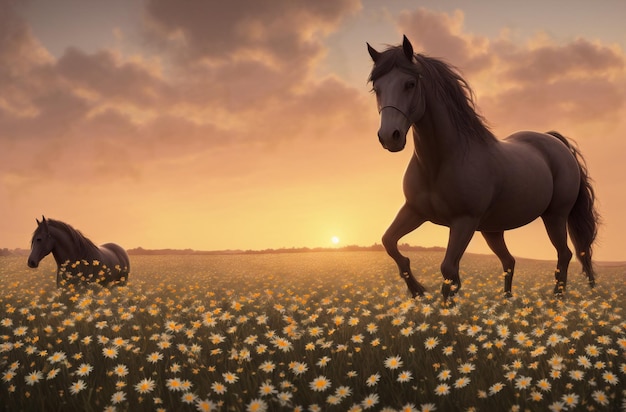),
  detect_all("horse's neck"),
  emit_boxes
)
[50,227,95,266]
[413,95,460,171]
[49,228,72,266]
